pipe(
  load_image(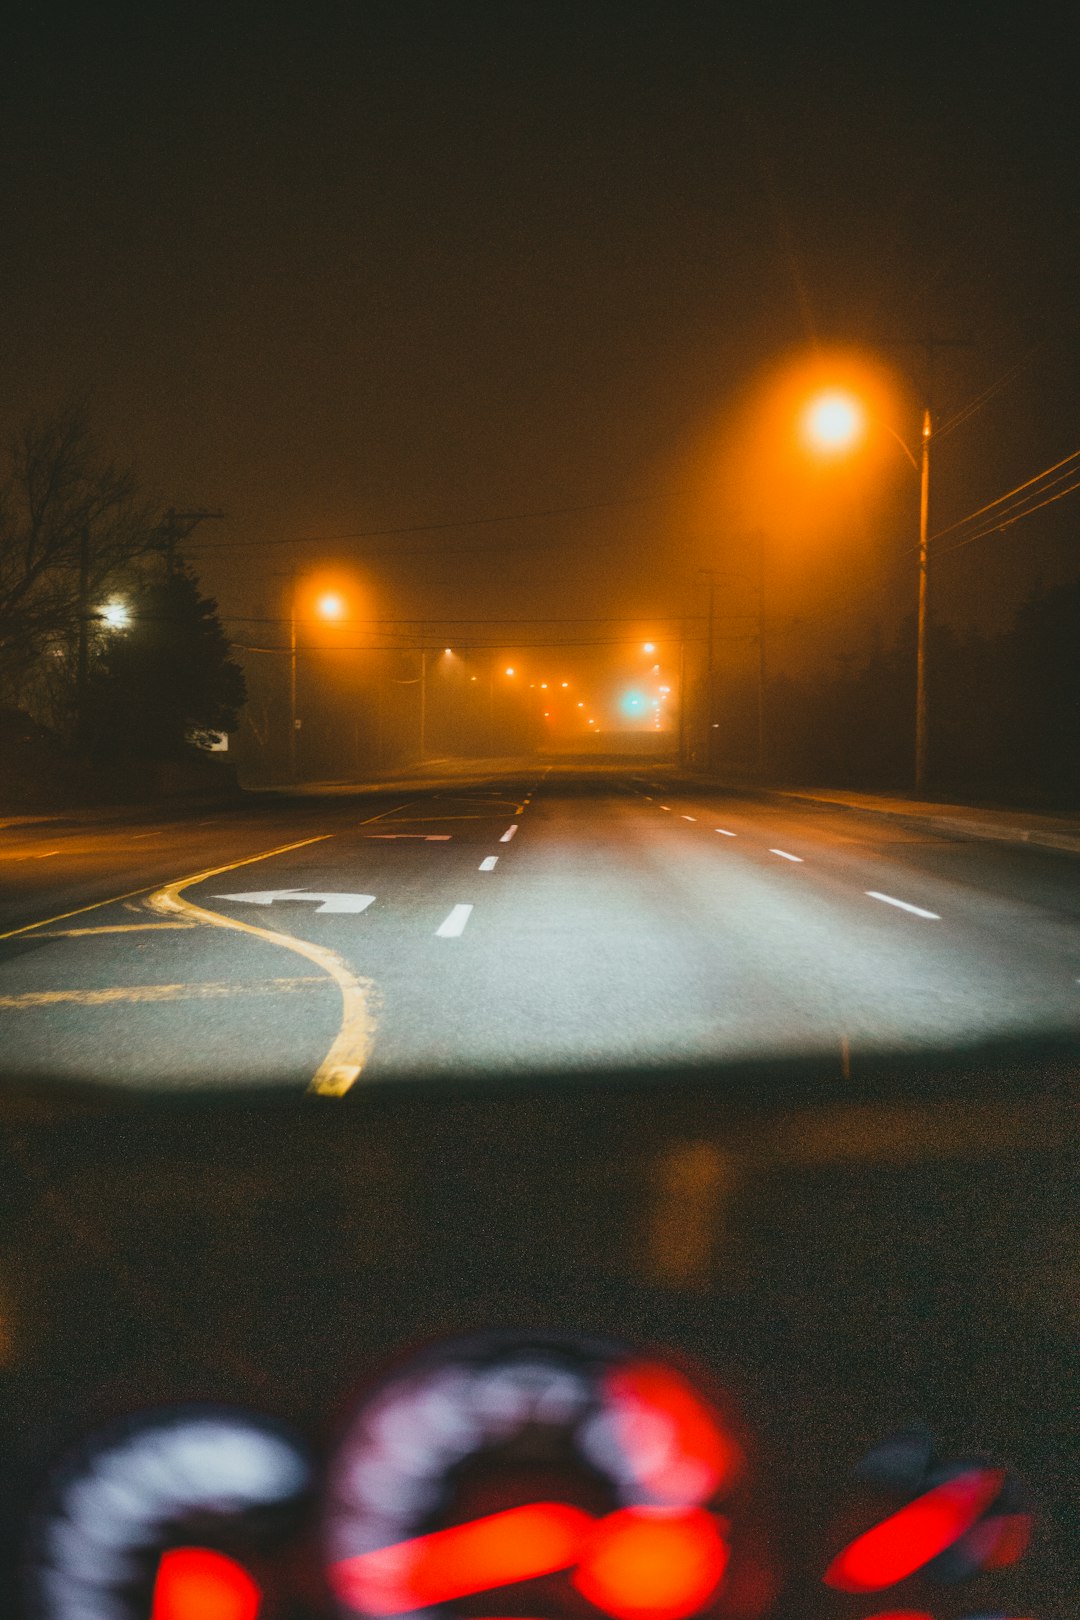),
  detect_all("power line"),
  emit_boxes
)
[934,473,1080,561]
[928,445,1080,543]
[935,346,1041,440]
[184,489,685,553]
